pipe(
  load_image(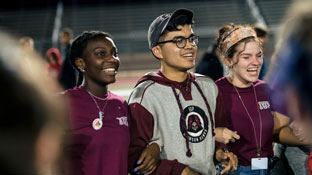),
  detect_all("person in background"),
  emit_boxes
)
[58,27,77,90]
[195,40,225,81]
[215,23,308,175]
[62,30,130,175]
[19,36,39,64]
[45,48,63,83]
[267,0,312,174]
[253,24,270,80]
[128,8,239,175]
[59,27,73,60]
[19,36,35,52]
[0,31,67,175]
[268,35,308,175]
